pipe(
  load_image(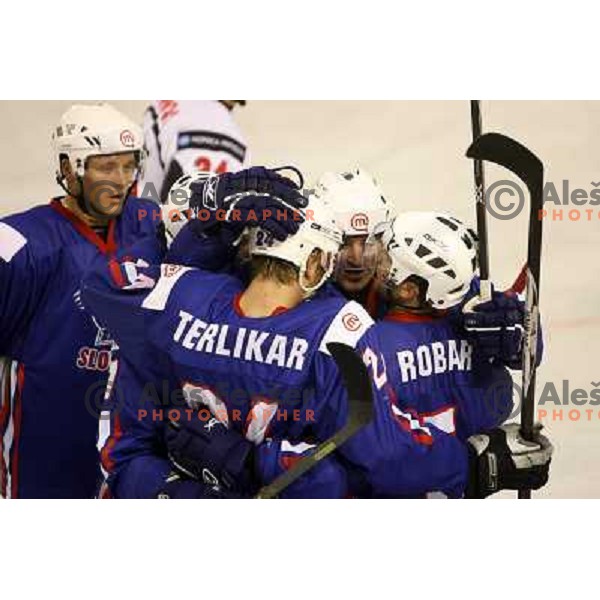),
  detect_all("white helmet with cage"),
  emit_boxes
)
[313,168,394,236]
[380,211,478,309]
[52,103,143,181]
[248,195,344,296]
